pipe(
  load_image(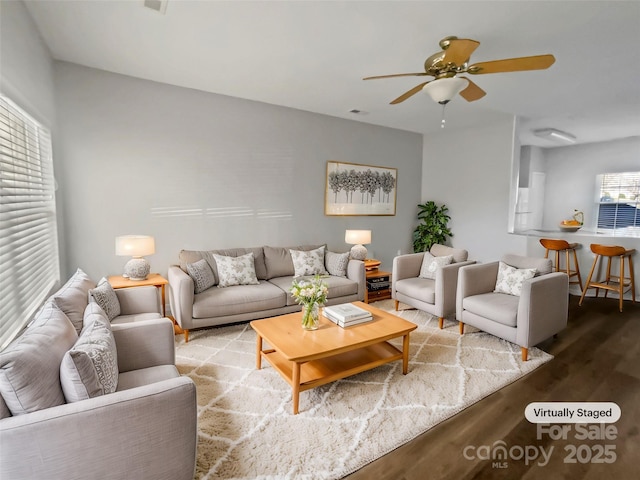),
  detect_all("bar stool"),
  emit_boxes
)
[579,244,636,312]
[540,238,583,290]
